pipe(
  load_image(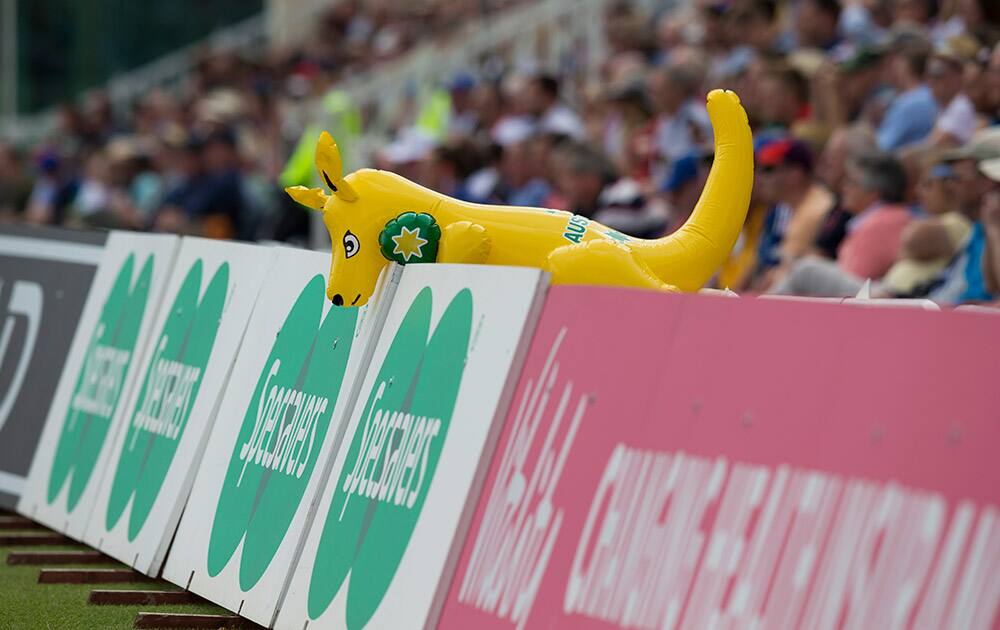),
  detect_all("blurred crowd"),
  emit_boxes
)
[0,0,526,241]
[3,0,1000,305]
